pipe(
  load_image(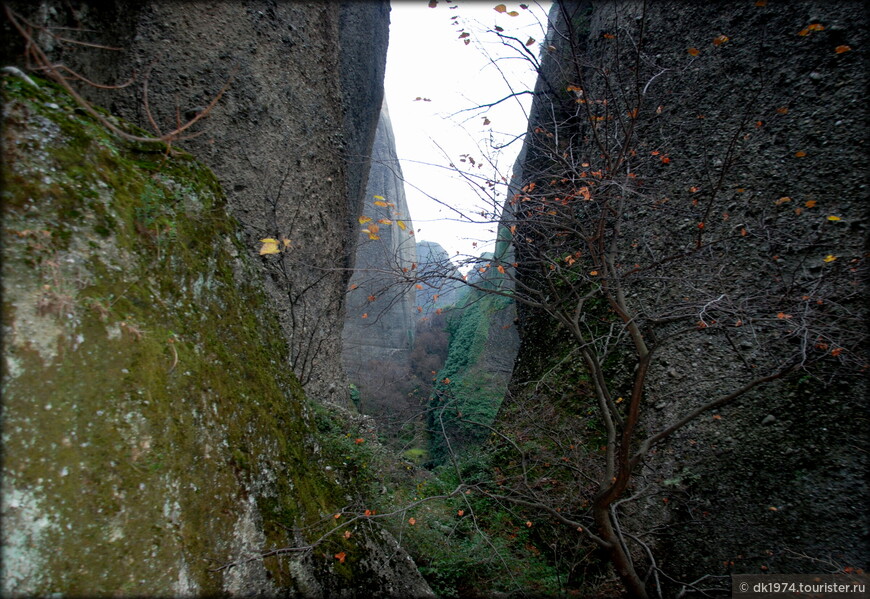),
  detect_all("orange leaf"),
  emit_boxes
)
[361,313,368,319]
[358,216,372,224]
[334,513,342,519]
[777,312,793,319]
[355,438,365,444]
[774,196,791,205]
[831,347,844,356]
[494,3,507,13]
[443,377,451,384]
[712,414,722,420]
[794,150,807,157]
[712,34,729,46]
[589,270,599,276]
[344,530,352,539]
[416,306,423,313]
[334,551,346,564]
[364,509,373,517]
[497,265,506,274]
[661,156,671,164]
[776,106,789,114]
[457,510,465,516]
[835,45,852,54]
[367,295,376,302]
[805,200,817,208]
[525,521,533,527]
[687,47,700,56]
[755,0,767,5]
[408,517,417,525]
[603,33,615,39]
[415,284,423,290]
[741,228,748,236]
